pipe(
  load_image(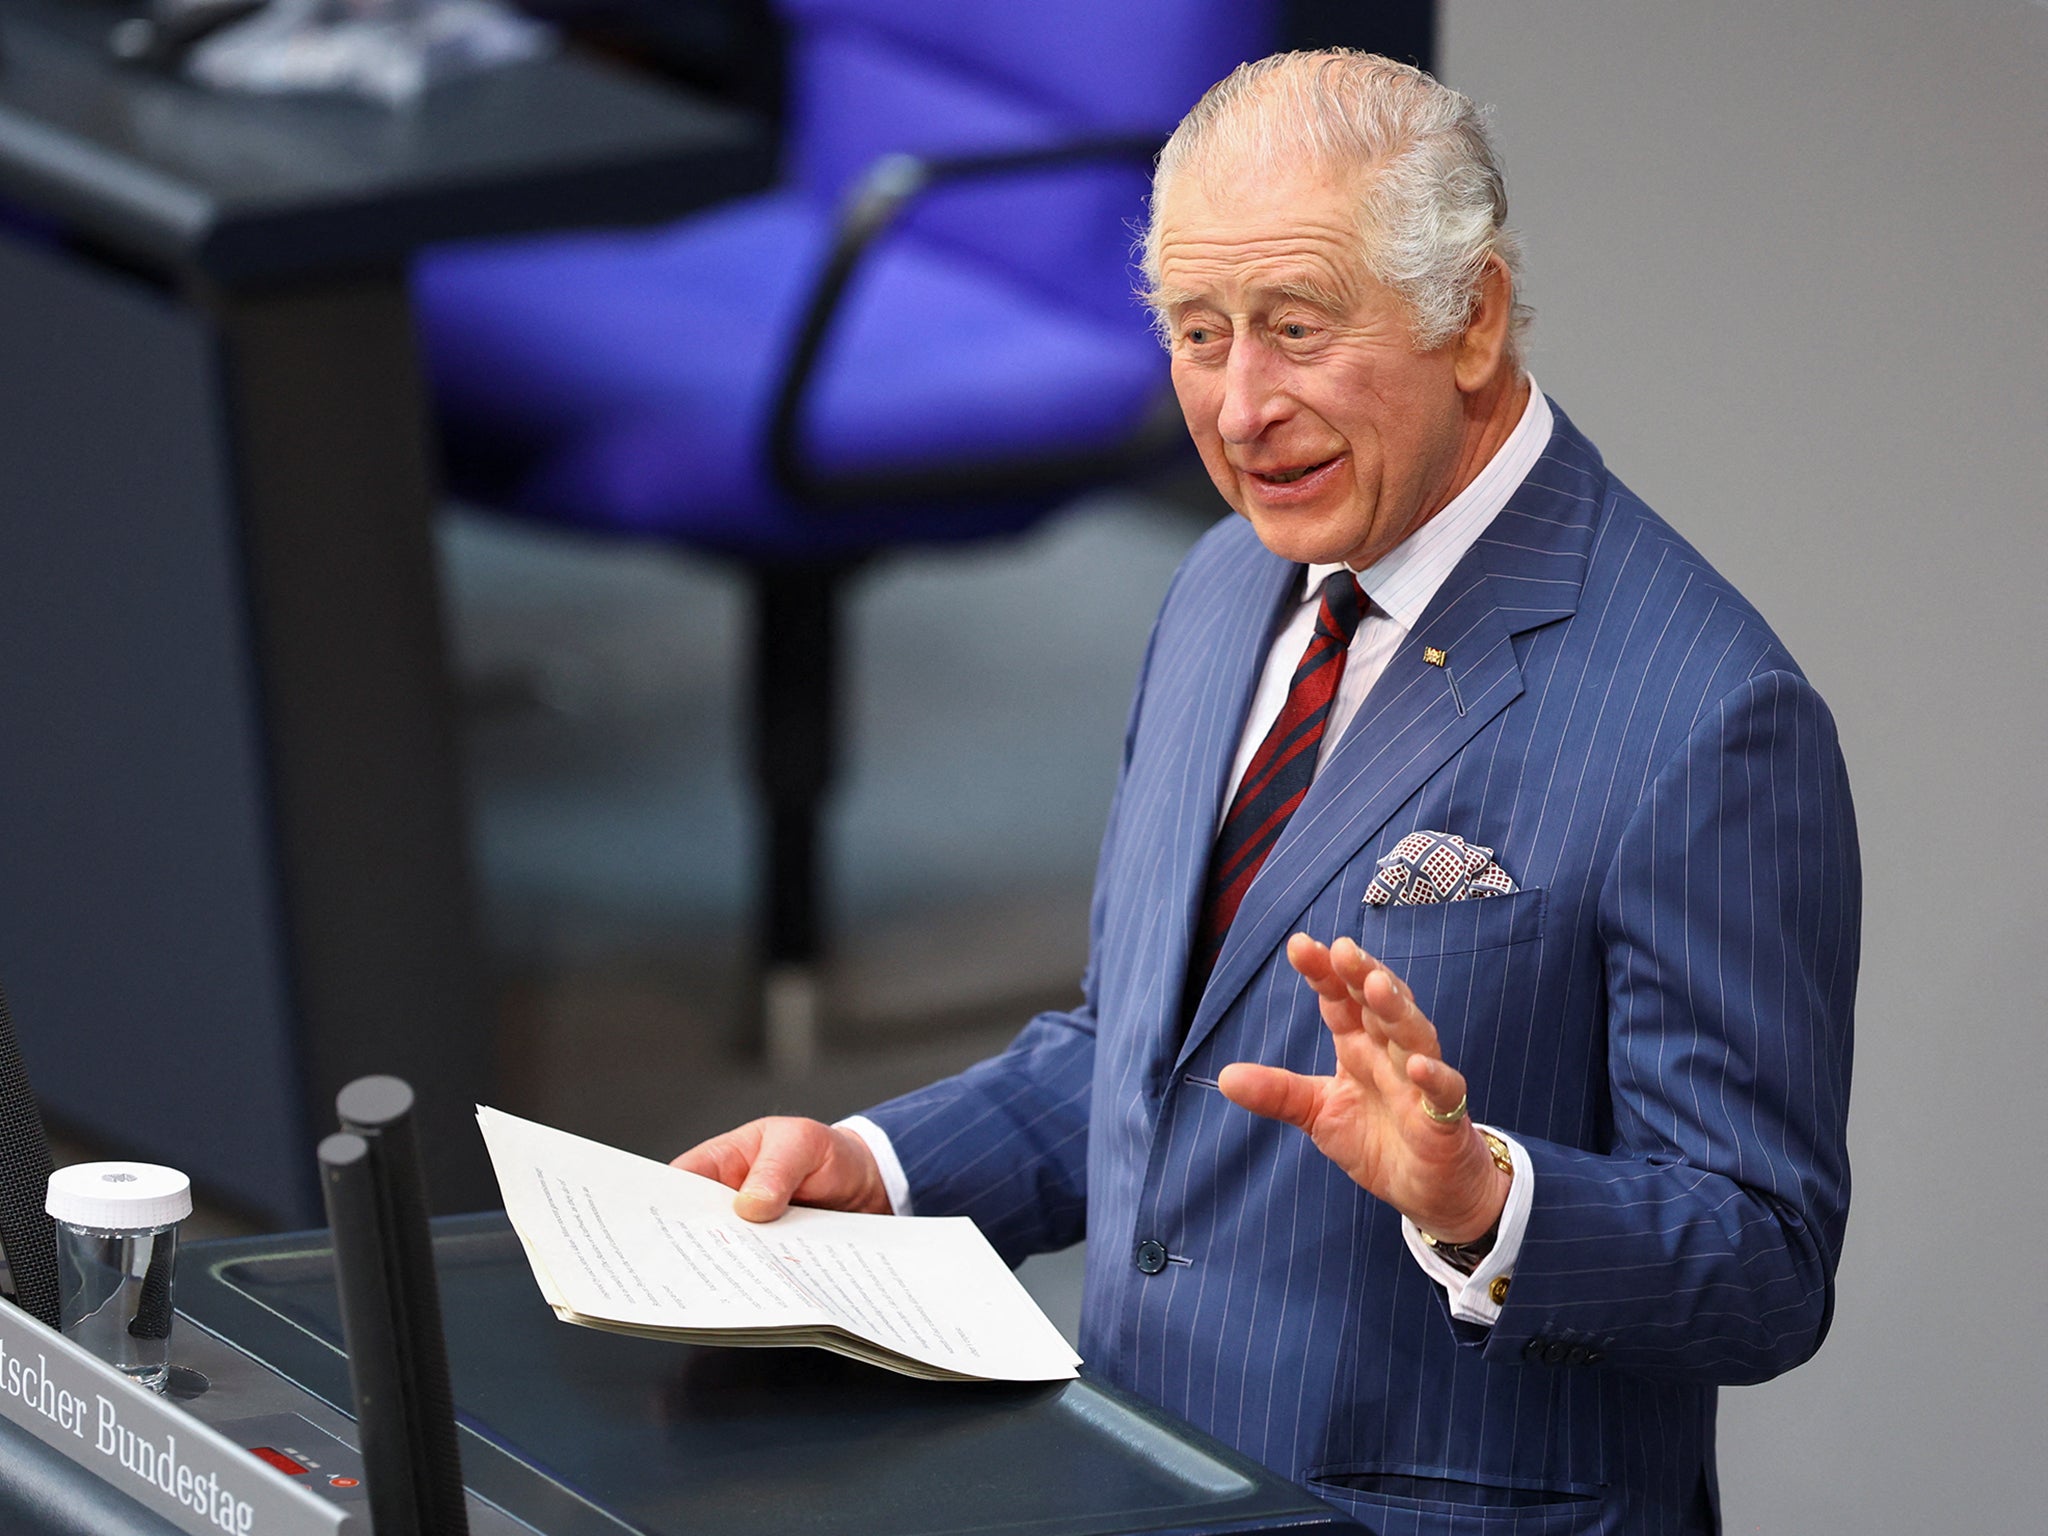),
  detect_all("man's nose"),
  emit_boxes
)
[1216,337,1287,444]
